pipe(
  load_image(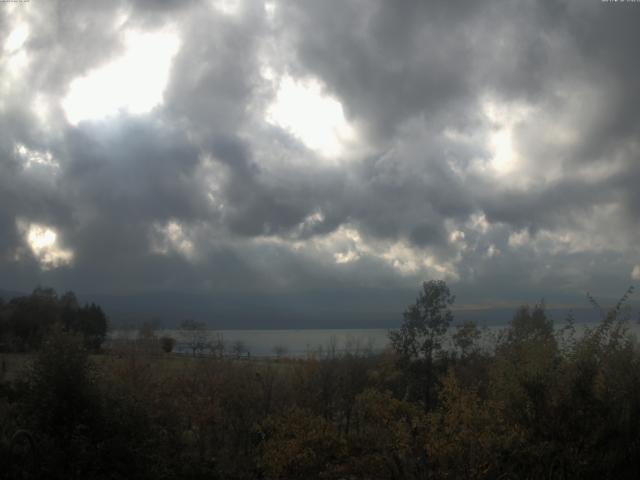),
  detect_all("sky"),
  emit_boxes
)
[1,0,639,326]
